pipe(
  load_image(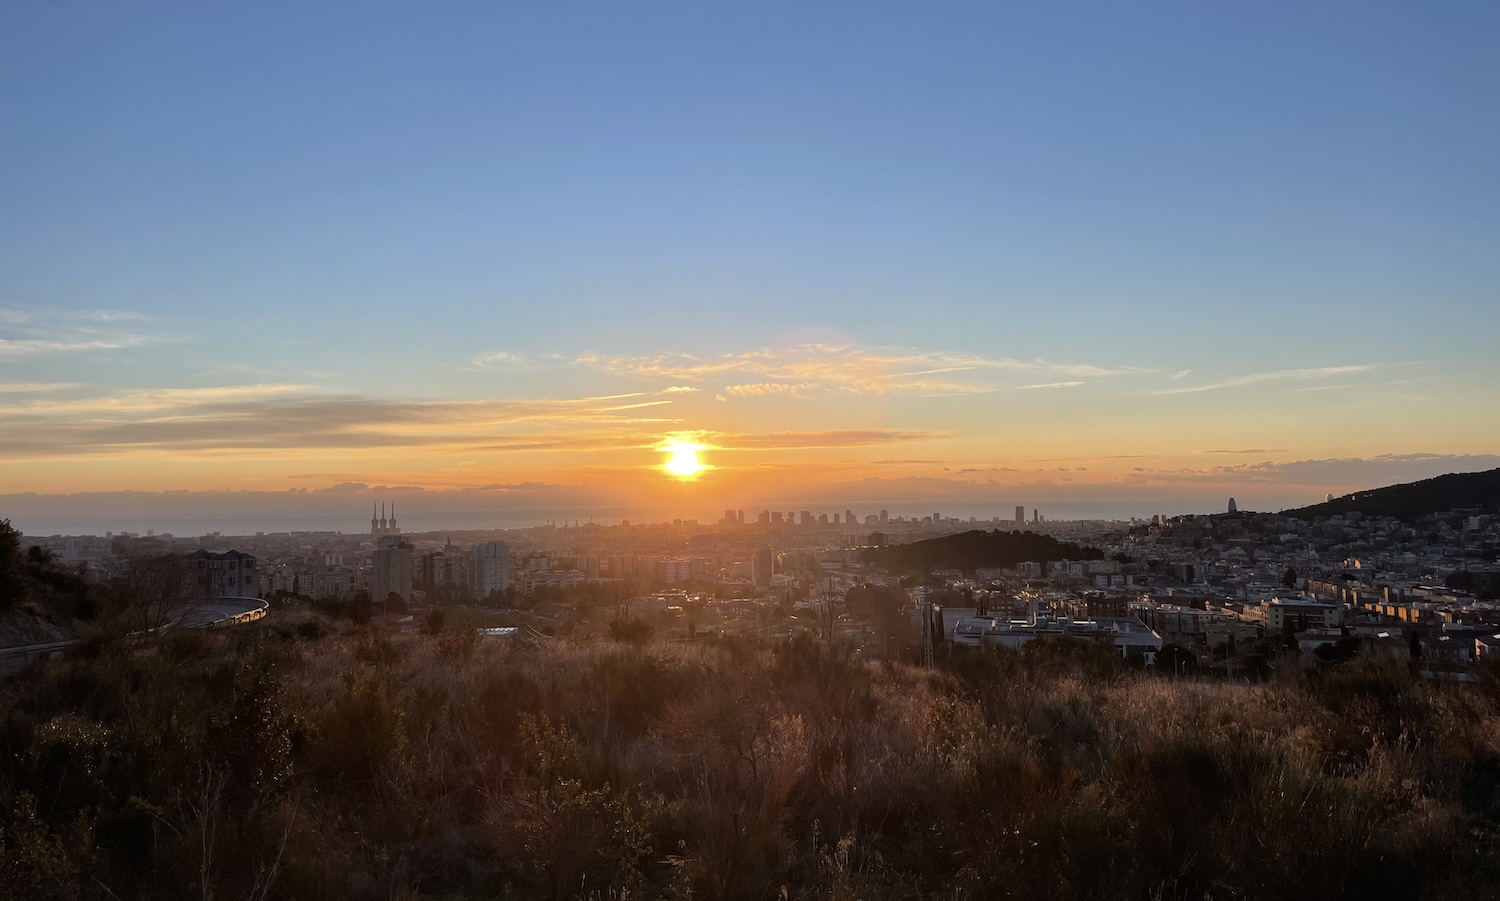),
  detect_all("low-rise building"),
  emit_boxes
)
[948,613,1163,659]
[1262,597,1342,631]
[183,549,260,598]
